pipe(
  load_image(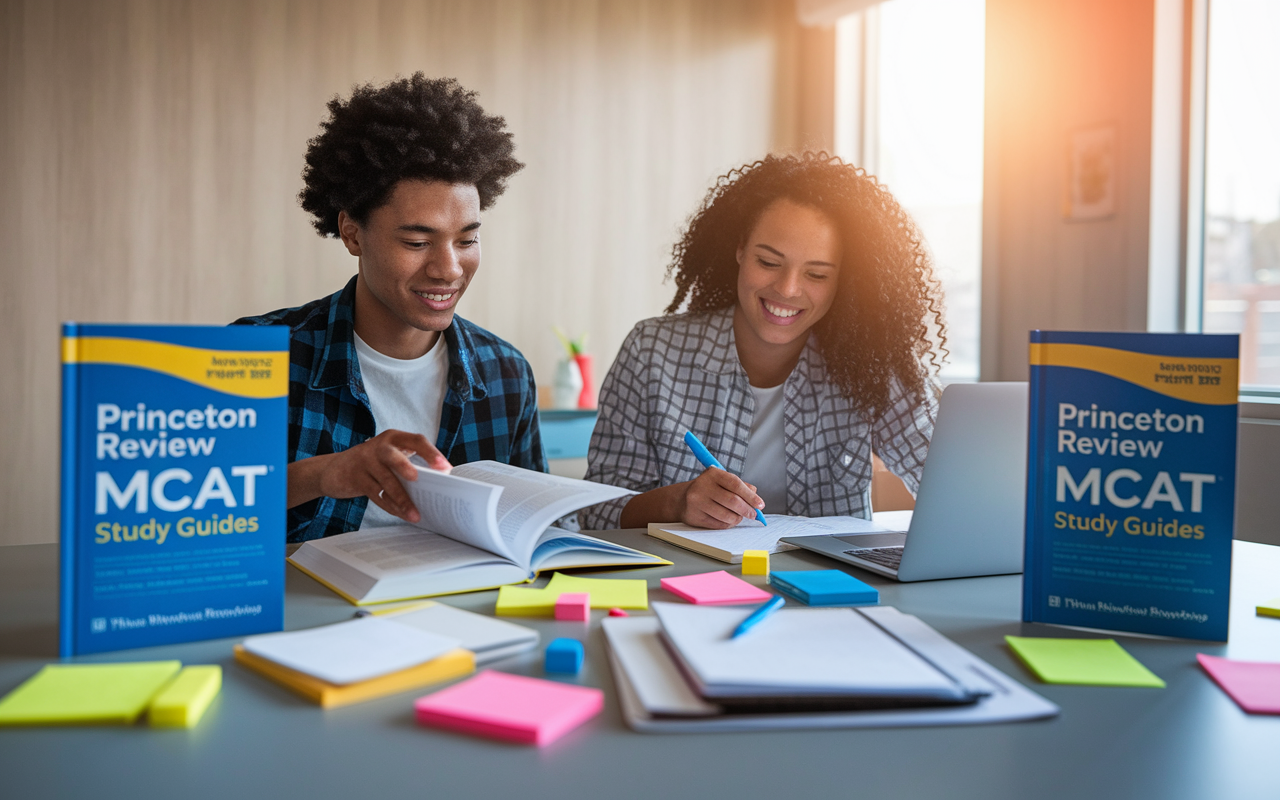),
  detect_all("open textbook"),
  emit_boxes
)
[289,461,669,604]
